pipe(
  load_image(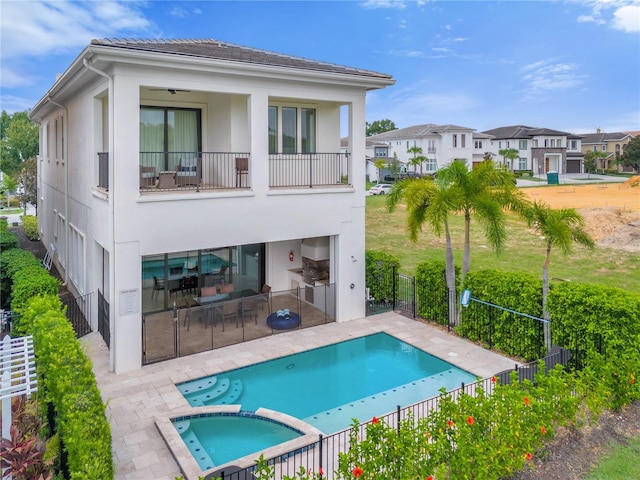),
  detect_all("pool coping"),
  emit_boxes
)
[155,405,323,480]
